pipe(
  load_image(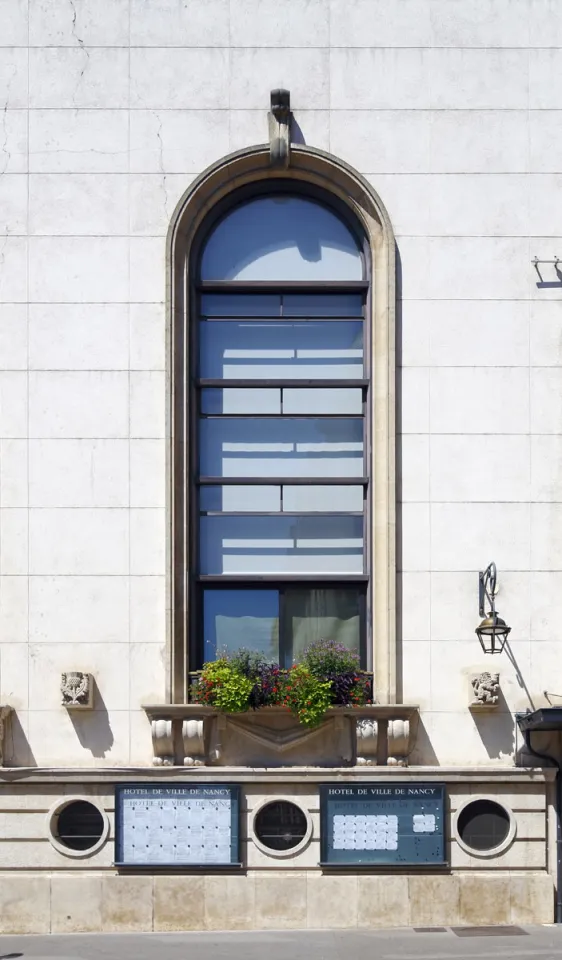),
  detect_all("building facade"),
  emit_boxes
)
[0,0,561,932]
